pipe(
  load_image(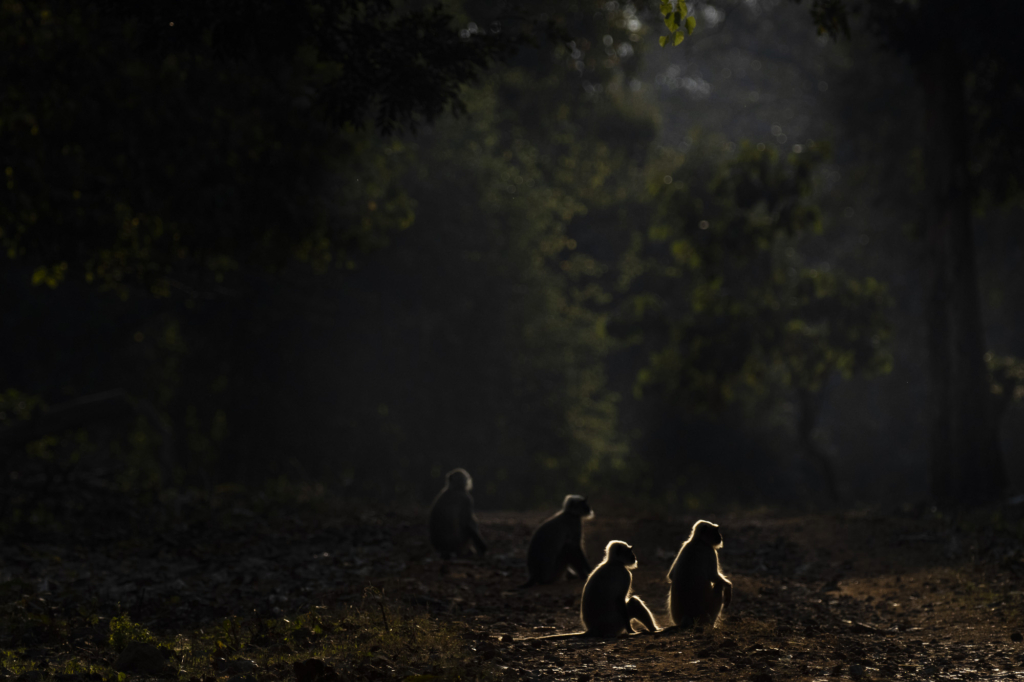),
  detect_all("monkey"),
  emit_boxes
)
[428,468,487,559]
[522,494,594,586]
[519,541,658,640]
[581,541,659,636]
[666,519,733,629]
